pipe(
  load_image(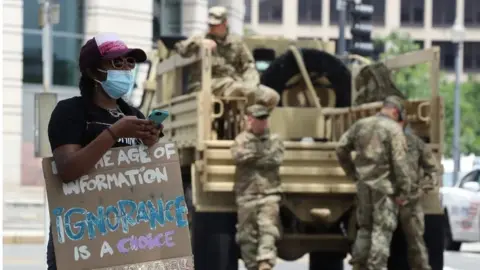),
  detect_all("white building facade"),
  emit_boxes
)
[2,0,244,188]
